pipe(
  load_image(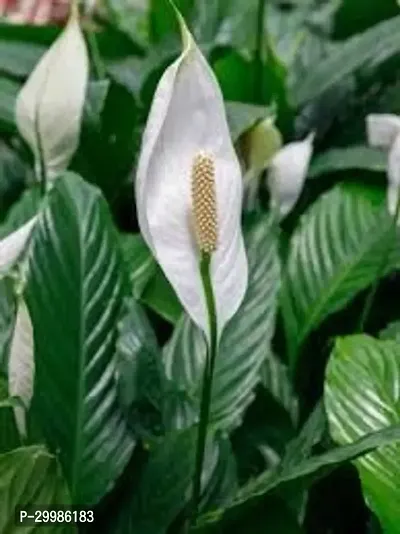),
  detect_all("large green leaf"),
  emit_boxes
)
[280,183,400,364]
[325,335,400,533]
[109,426,197,534]
[26,173,135,505]
[197,424,400,529]
[308,146,386,179]
[0,445,74,534]
[164,213,280,430]
[295,15,400,106]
